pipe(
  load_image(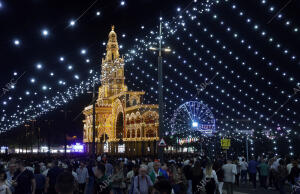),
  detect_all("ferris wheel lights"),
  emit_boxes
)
[192,121,199,127]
